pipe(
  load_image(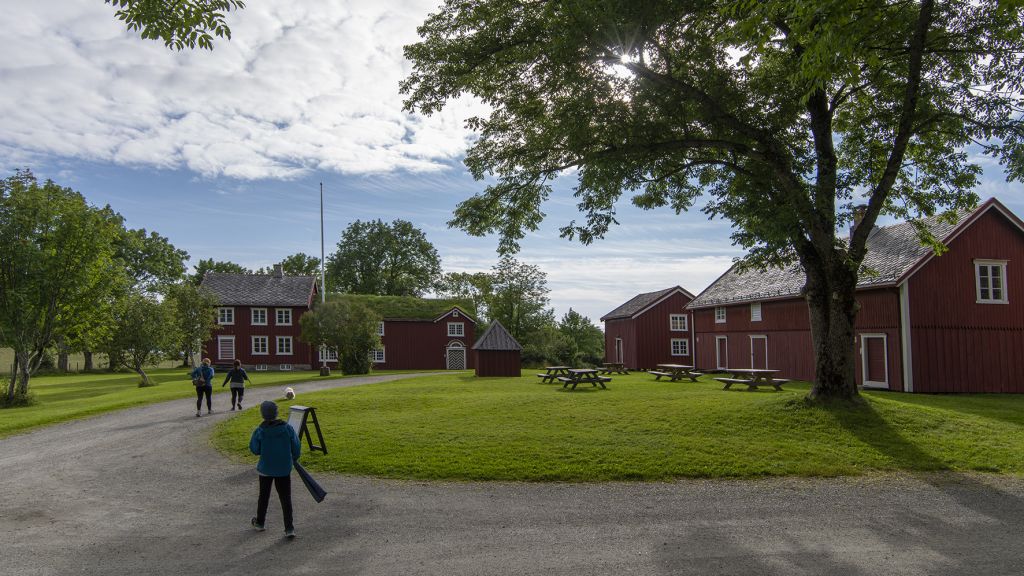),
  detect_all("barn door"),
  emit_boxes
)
[860,334,888,389]
[446,342,466,370]
[715,336,728,370]
[750,336,767,369]
[614,338,623,364]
